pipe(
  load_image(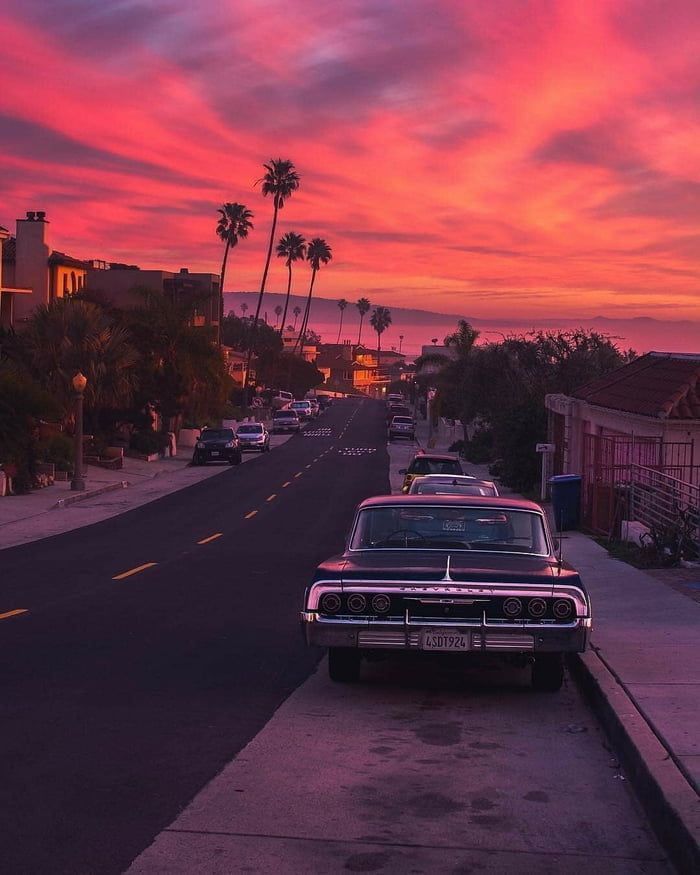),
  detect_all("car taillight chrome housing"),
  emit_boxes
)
[553,598,573,620]
[320,592,341,614]
[502,597,522,618]
[346,593,367,613]
[371,594,391,614]
[527,597,547,619]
